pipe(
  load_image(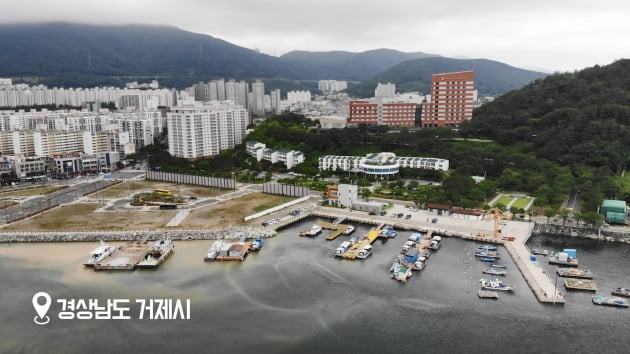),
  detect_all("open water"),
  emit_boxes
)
[1,218,629,354]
